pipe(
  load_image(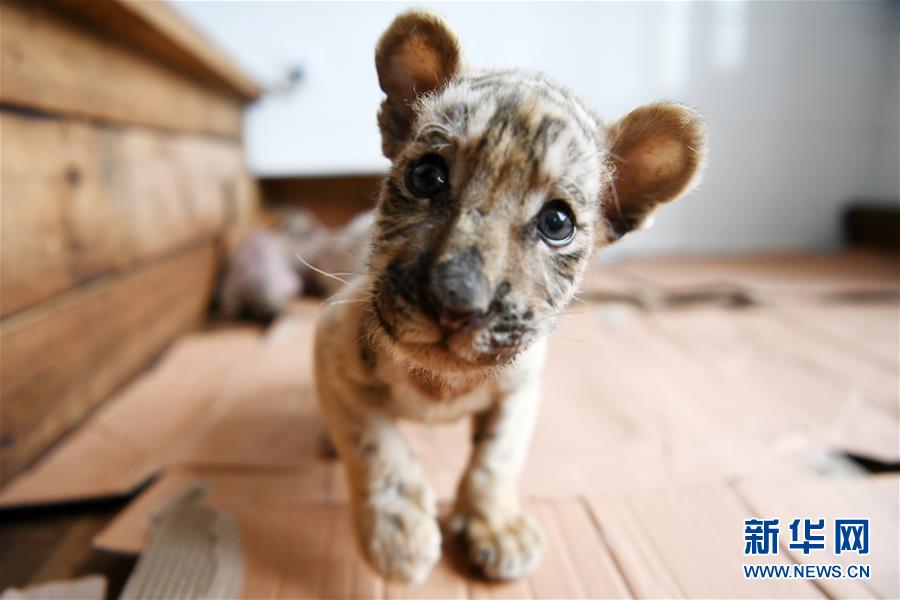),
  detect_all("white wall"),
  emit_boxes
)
[173,1,899,256]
